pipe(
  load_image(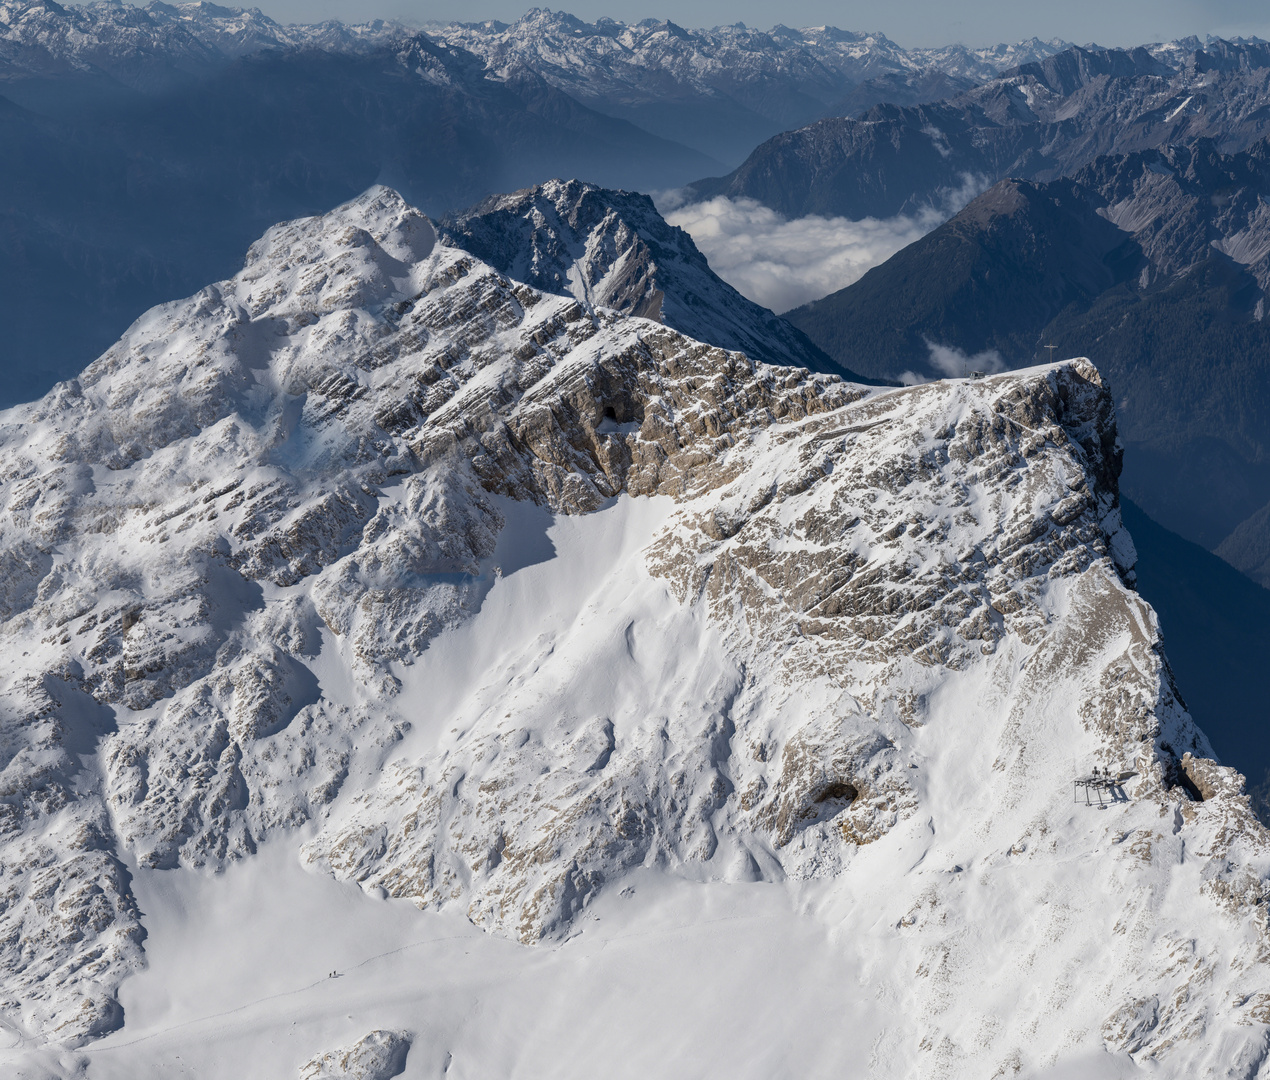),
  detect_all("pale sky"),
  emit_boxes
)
[254,0,1269,49]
